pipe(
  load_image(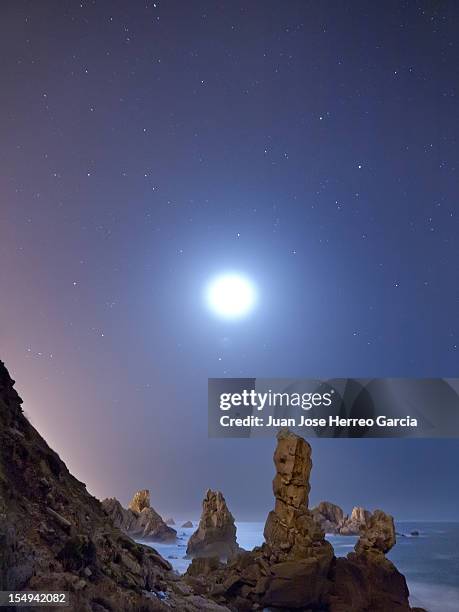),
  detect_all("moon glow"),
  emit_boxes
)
[205,273,257,319]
